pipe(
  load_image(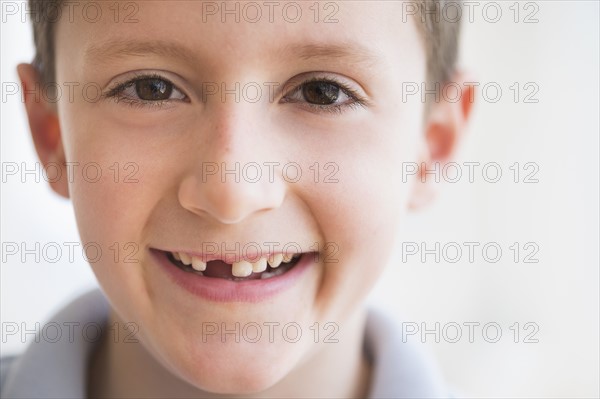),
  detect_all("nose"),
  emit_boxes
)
[178,105,286,224]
